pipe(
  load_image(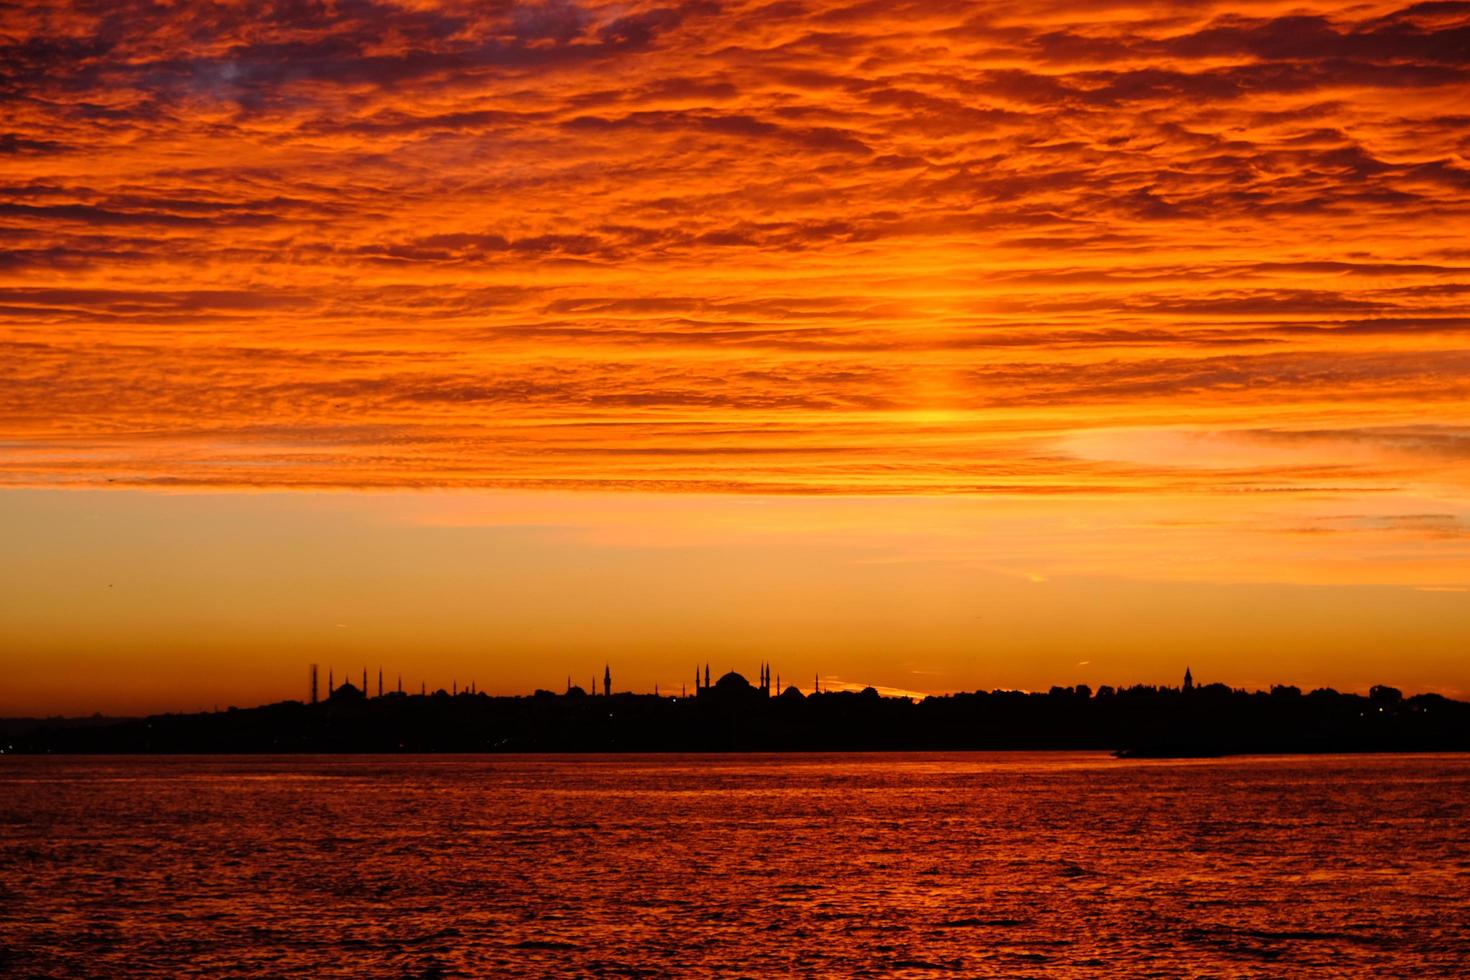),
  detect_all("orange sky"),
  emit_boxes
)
[2,0,1468,714]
